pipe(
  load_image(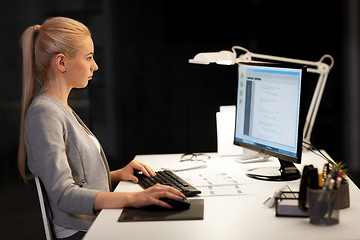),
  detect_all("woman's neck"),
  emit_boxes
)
[43,77,72,112]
